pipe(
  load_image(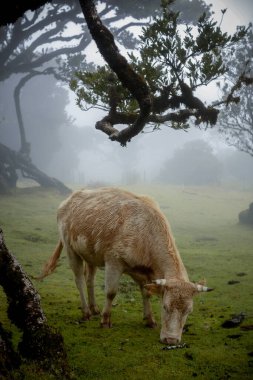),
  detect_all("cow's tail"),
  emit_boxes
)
[35,240,63,280]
